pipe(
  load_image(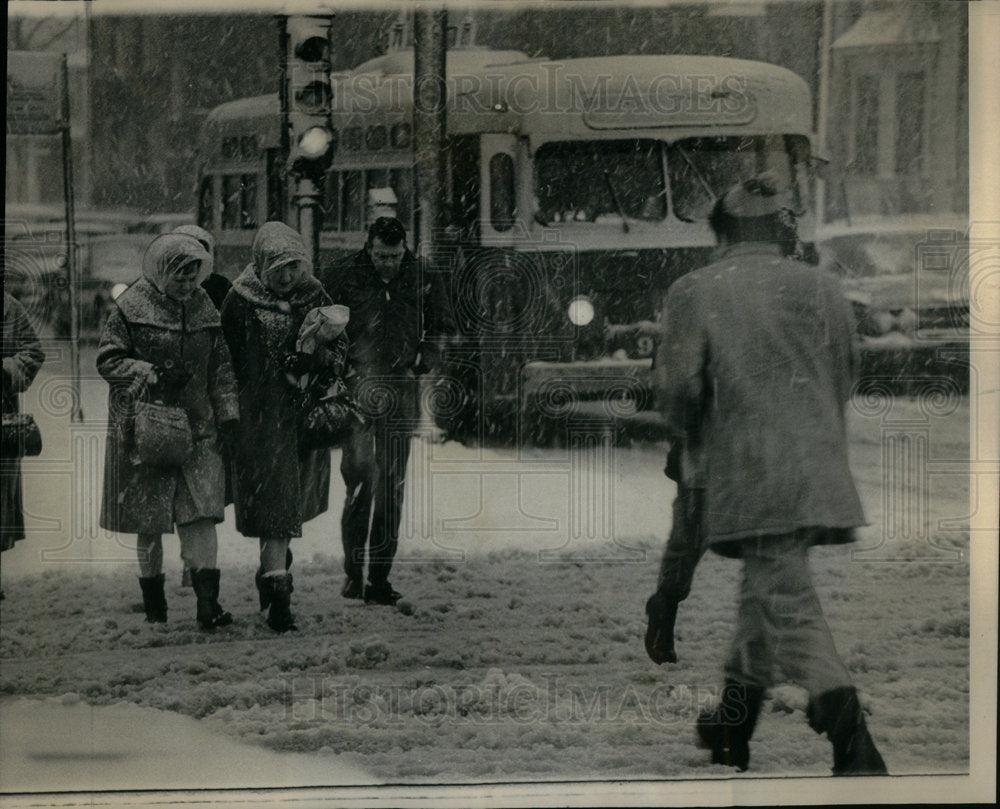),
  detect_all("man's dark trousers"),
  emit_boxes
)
[340,375,416,586]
